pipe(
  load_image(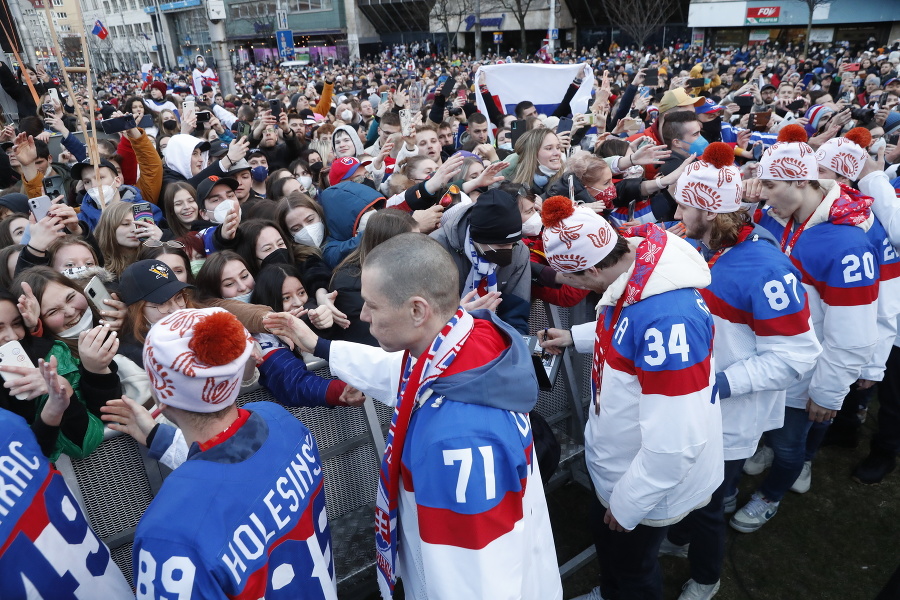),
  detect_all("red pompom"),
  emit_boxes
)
[541,195,576,228]
[844,127,872,149]
[189,311,247,366]
[701,142,735,169]
[778,124,809,143]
